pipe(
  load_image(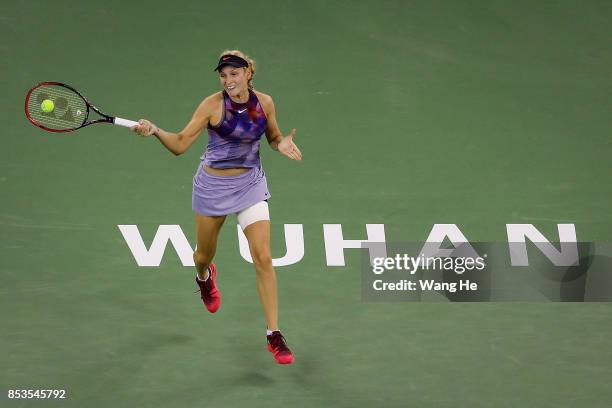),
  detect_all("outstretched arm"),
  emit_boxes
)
[132,95,215,156]
[262,95,302,161]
